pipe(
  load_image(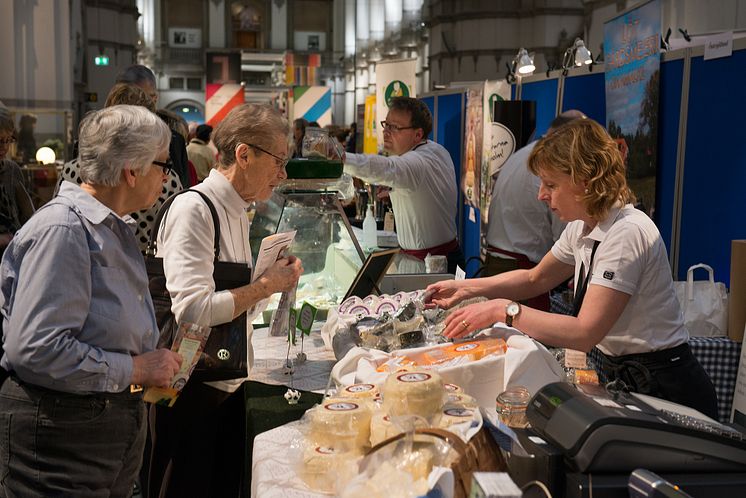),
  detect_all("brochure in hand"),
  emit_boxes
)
[144,321,212,407]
